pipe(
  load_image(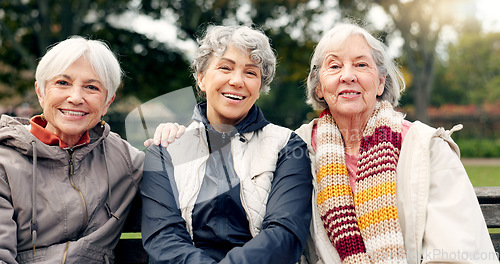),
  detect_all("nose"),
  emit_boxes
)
[67,86,84,104]
[228,71,244,88]
[340,66,357,83]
